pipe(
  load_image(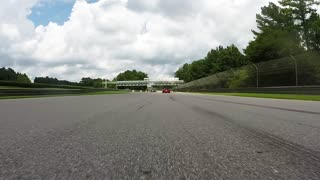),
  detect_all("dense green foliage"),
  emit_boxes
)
[245,0,320,62]
[115,70,148,81]
[308,12,320,50]
[0,67,31,83]
[112,70,149,90]
[227,70,250,89]
[33,77,106,88]
[0,70,106,89]
[34,76,80,86]
[80,77,105,88]
[176,0,320,83]
[244,2,304,62]
[0,68,148,89]
[280,0,320,50]
[177,52,320,91]
[175,45,247,82]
